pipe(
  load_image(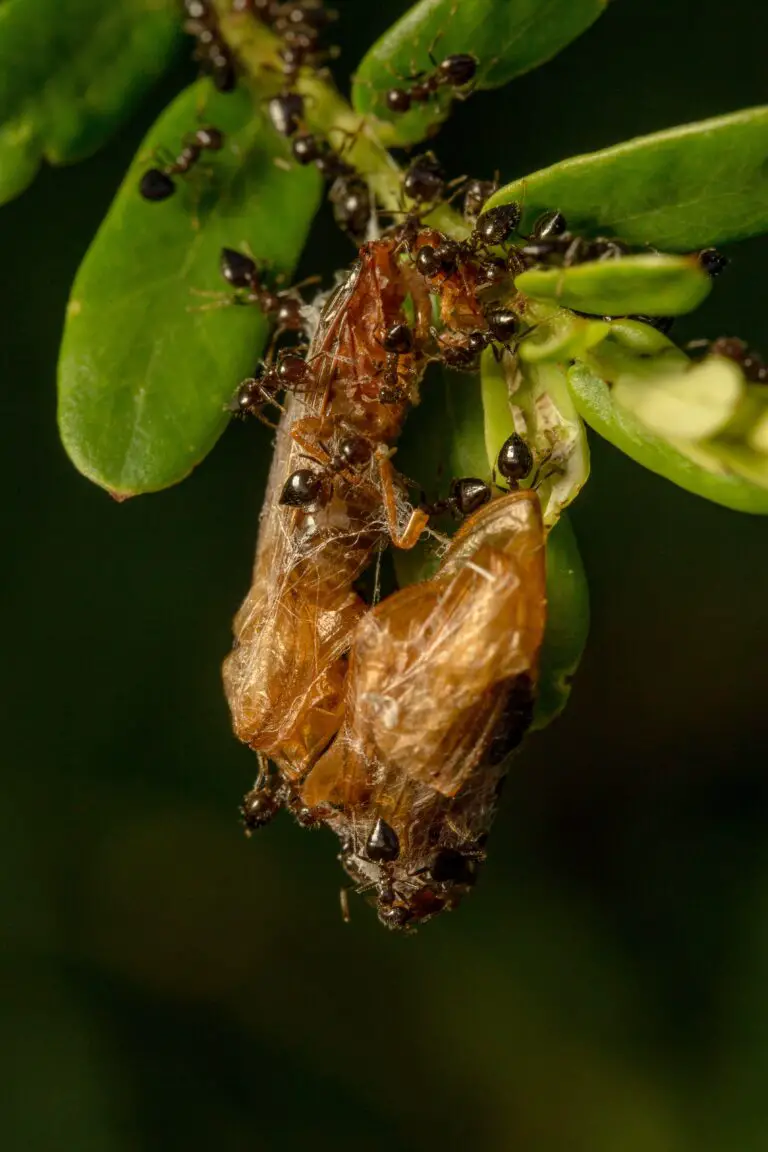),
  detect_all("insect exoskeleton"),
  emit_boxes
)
[222,237,435,789]
[299,483,547,929]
